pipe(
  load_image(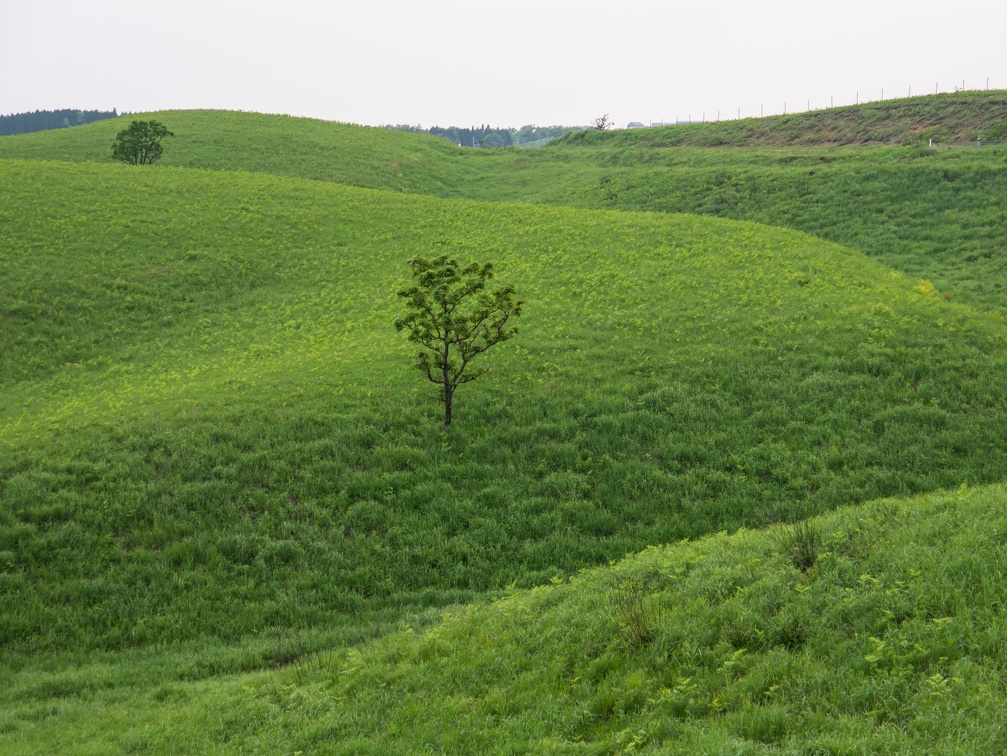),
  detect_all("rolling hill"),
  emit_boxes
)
[3,98,1007,751]
[556,90,1007,148]
[9,101,1006,315]
[0,109,467,193]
